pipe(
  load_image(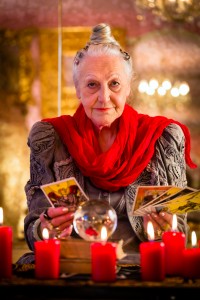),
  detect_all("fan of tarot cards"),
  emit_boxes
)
[132,185,200,216]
